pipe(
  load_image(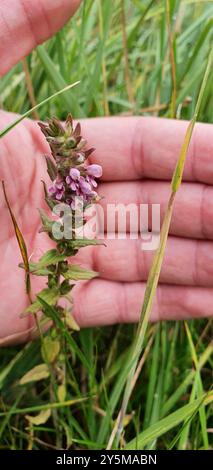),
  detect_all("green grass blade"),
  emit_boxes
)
[0,81,80,138]
[172,48,213,192]
[0,397,88,417]
[110,46,212,448]
[36,45,83,116]
[37,296,92,373]
[125,392,213,450]
[178,322,209,450]
[162,341,213,416]
[143,325,160,429]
